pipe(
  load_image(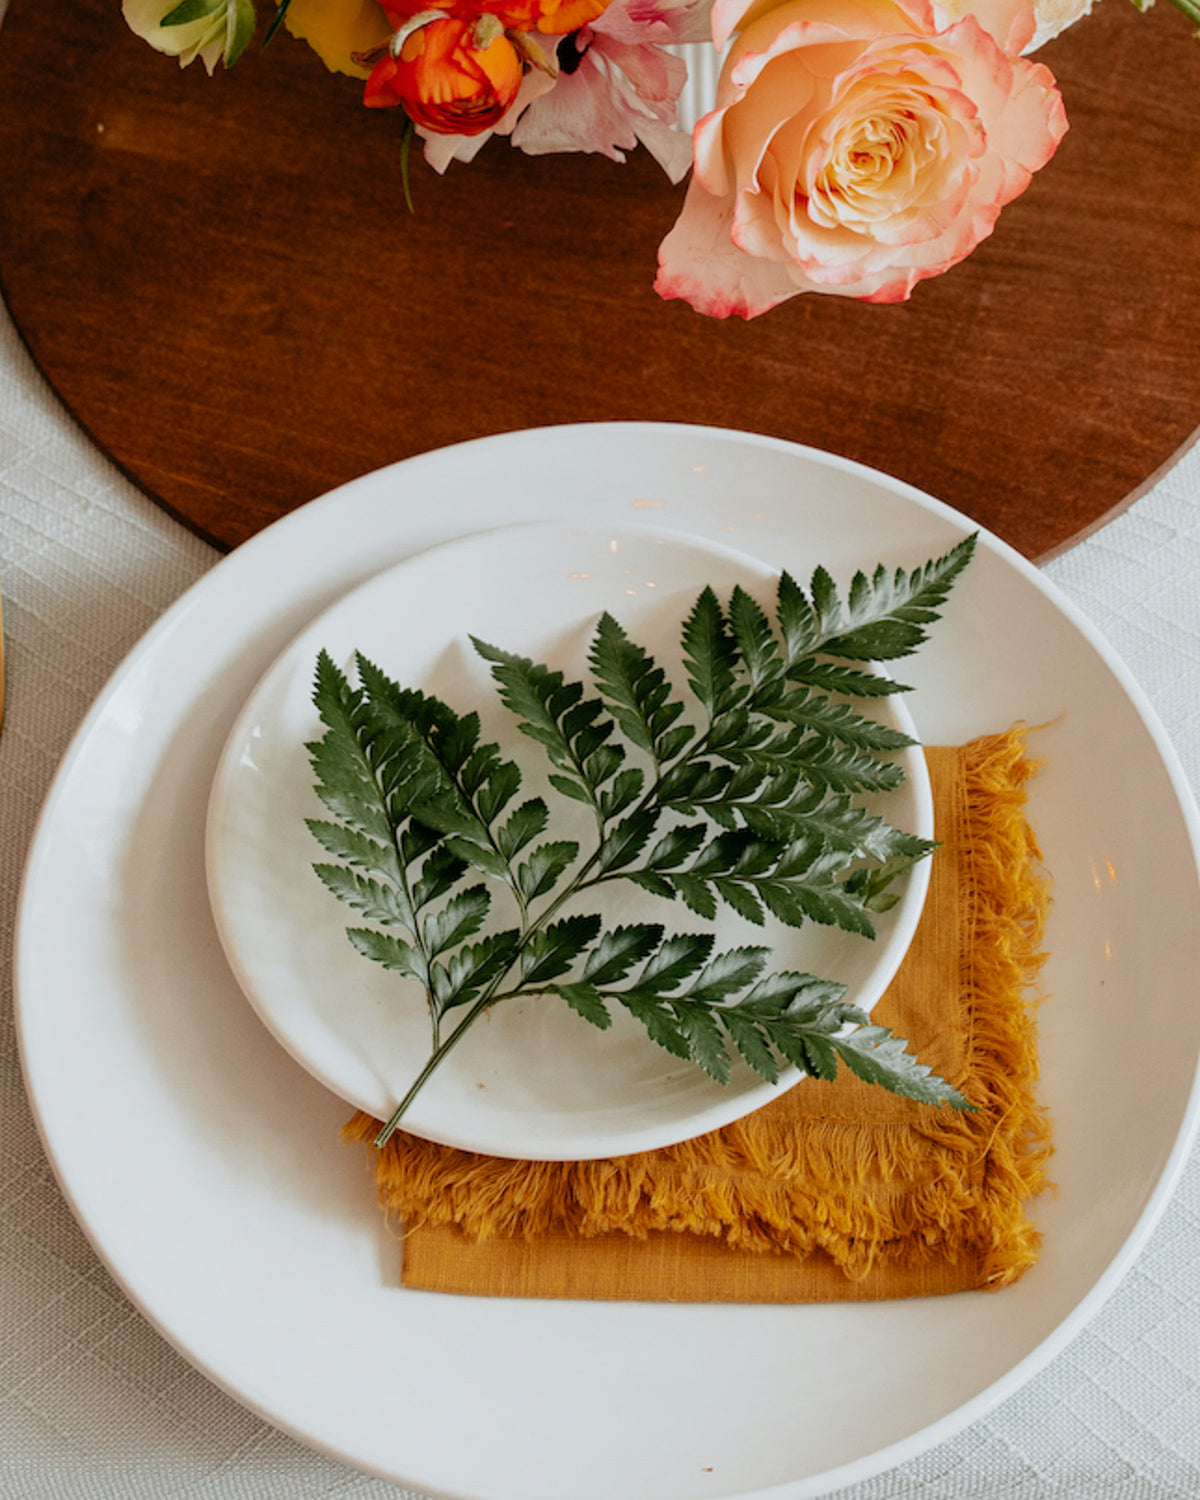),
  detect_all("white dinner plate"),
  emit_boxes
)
[16,423,1200,1500]
[206,519,932,1159]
